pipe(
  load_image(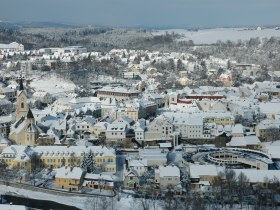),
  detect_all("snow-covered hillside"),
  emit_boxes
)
[29,74,76,97]
[153,28,280,44]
